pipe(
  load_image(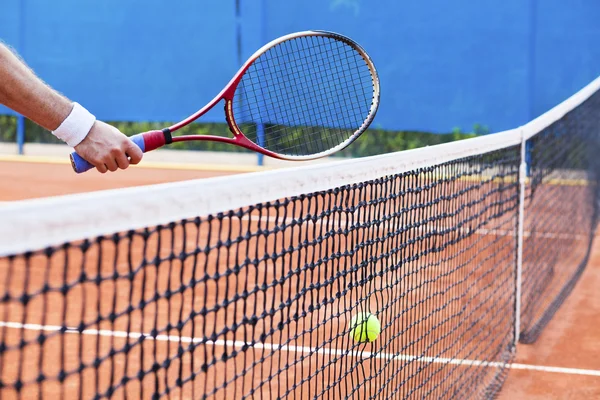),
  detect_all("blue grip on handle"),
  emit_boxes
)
[70,134,146,173]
